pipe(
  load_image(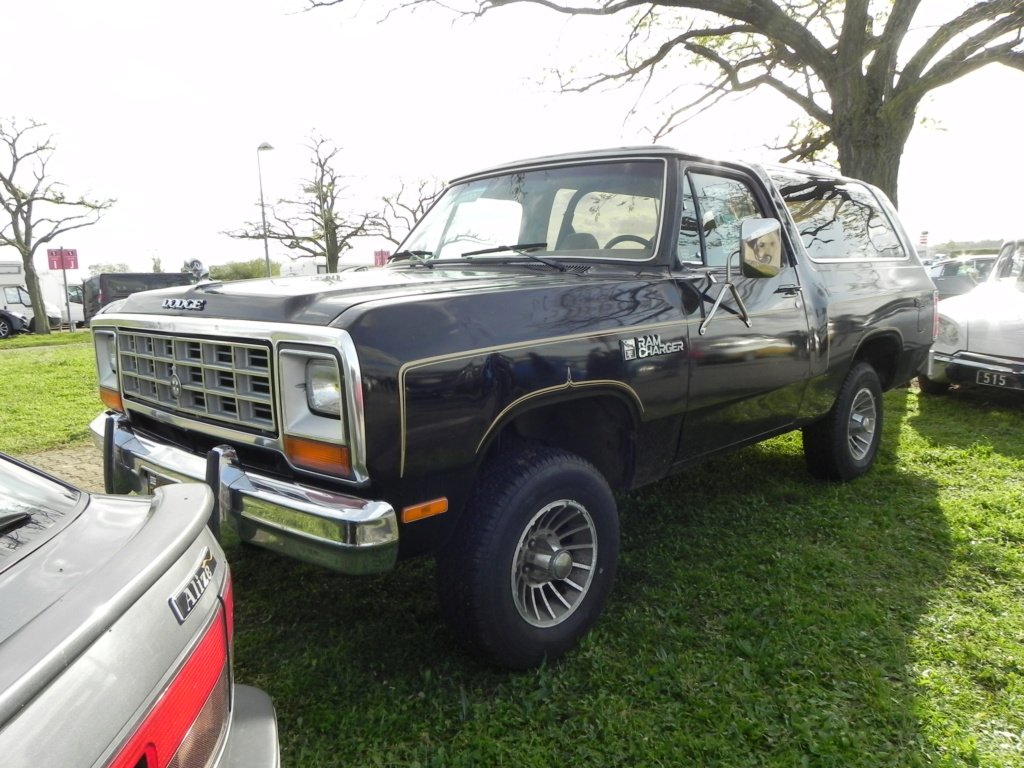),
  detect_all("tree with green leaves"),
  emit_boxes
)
[0,117,115,333]
[309,0,1023,205]
[208,258,281,281]
[224,133,373,273]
